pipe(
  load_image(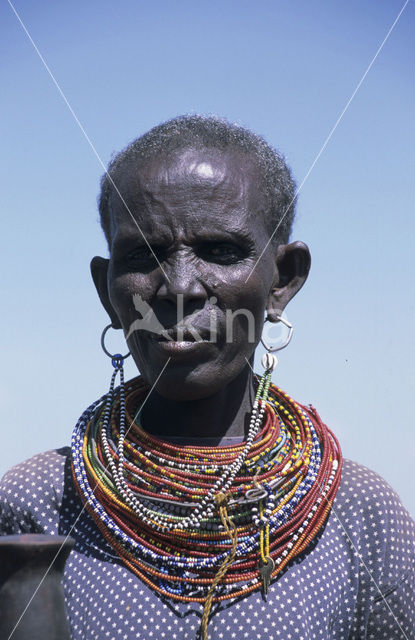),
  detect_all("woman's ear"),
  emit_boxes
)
[266,241,311,321]
[90,256,122,329]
